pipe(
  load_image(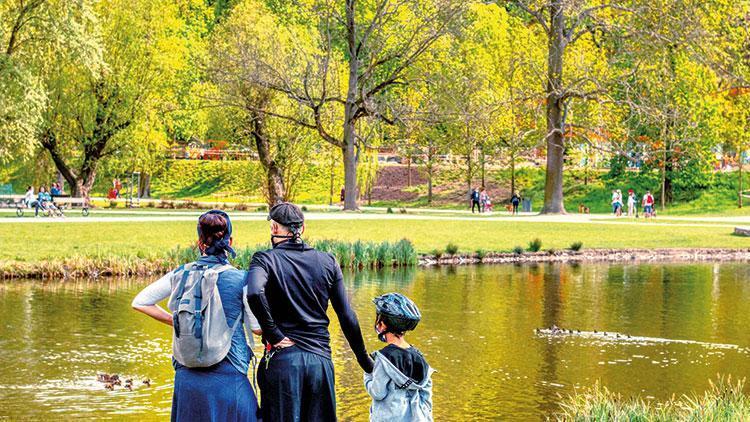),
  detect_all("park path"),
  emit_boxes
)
[0,208,747,229]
